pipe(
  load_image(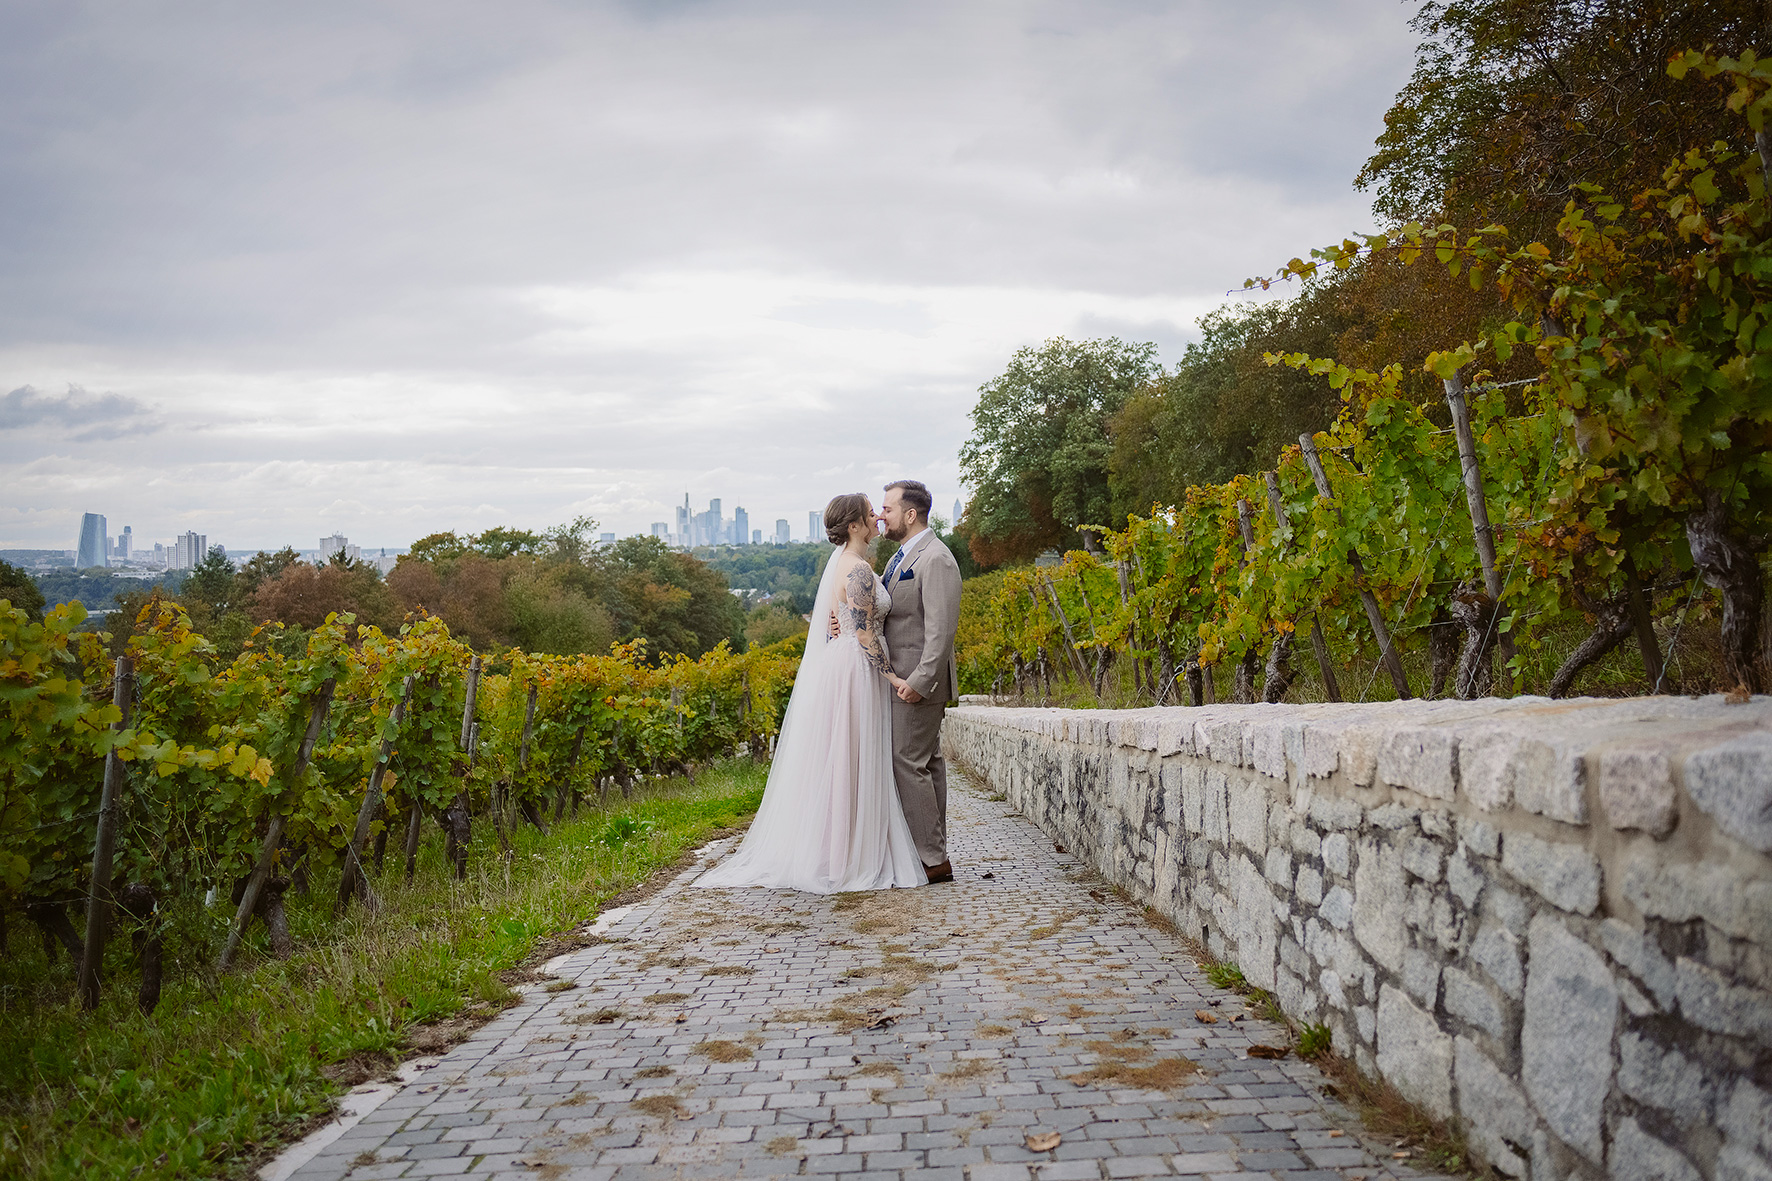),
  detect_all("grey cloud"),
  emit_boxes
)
[0,385,162,440]
[0,0,1417,546]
